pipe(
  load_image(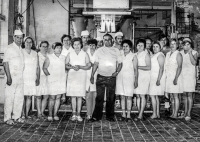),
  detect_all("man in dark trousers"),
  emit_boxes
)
[89,33,122,122]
